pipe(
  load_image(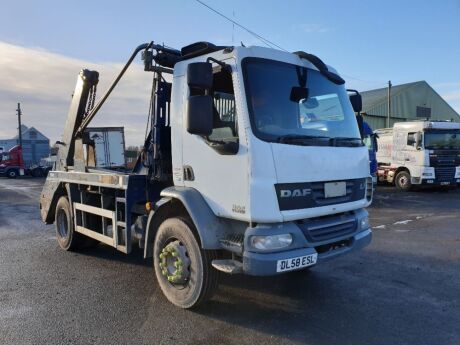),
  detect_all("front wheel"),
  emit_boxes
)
[395,171,412,191]
[7,169,18,179]
[153,217,219,309]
